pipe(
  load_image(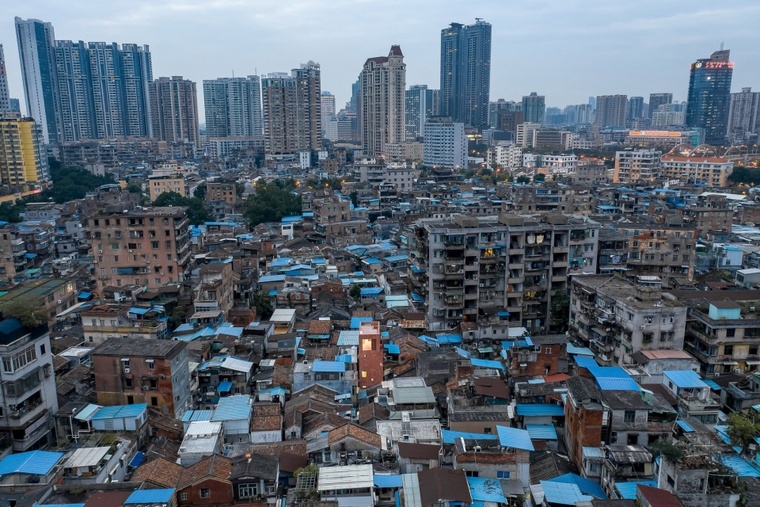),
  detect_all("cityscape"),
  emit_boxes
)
[0,7,759,507]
